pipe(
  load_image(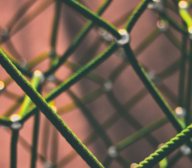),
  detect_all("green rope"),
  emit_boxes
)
[123,44,183,132]
[44,0,112,77]
[61,0,121,39]
[106,91,160,148]
[185,41,192,126]
[50,0,62,50]
[0,48,104,168]
[178,25,188,107]
[0,116,12,126]
[30,110,40,168]
[165,151,183,168]
[10,130,19,168]
[135,124,192,168]
[160,12,188,34]
[67,90,113,147]
[115,117,168,151]
[18,71,42,117]
[125,0,153,32]
[22,43,118,122]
